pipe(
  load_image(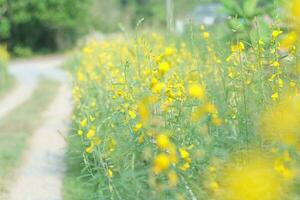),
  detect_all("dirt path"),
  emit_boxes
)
[0,56,67,119]
[0,83,36,118]
[7,83,72,200]
[0,56,72,200]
